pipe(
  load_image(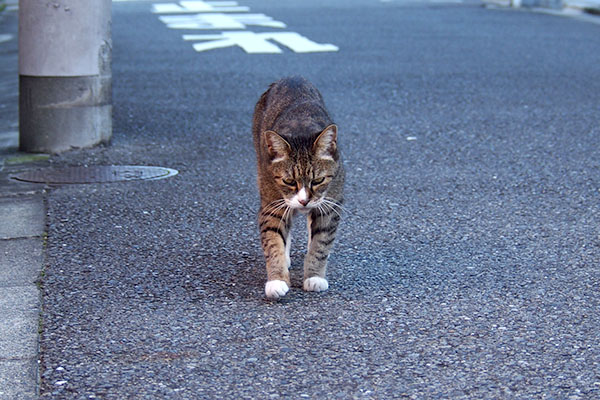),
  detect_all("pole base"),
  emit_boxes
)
[19,75,112,154]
